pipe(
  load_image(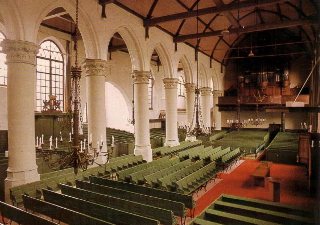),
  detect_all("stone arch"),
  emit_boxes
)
[33,0,99,58]
[148,43,173,78]
[178,55,193,83]
[199,63,209,88]
[211,66,221,91]
[37,36,67,56]
[0,0,23,40]
[107,26,144,71]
